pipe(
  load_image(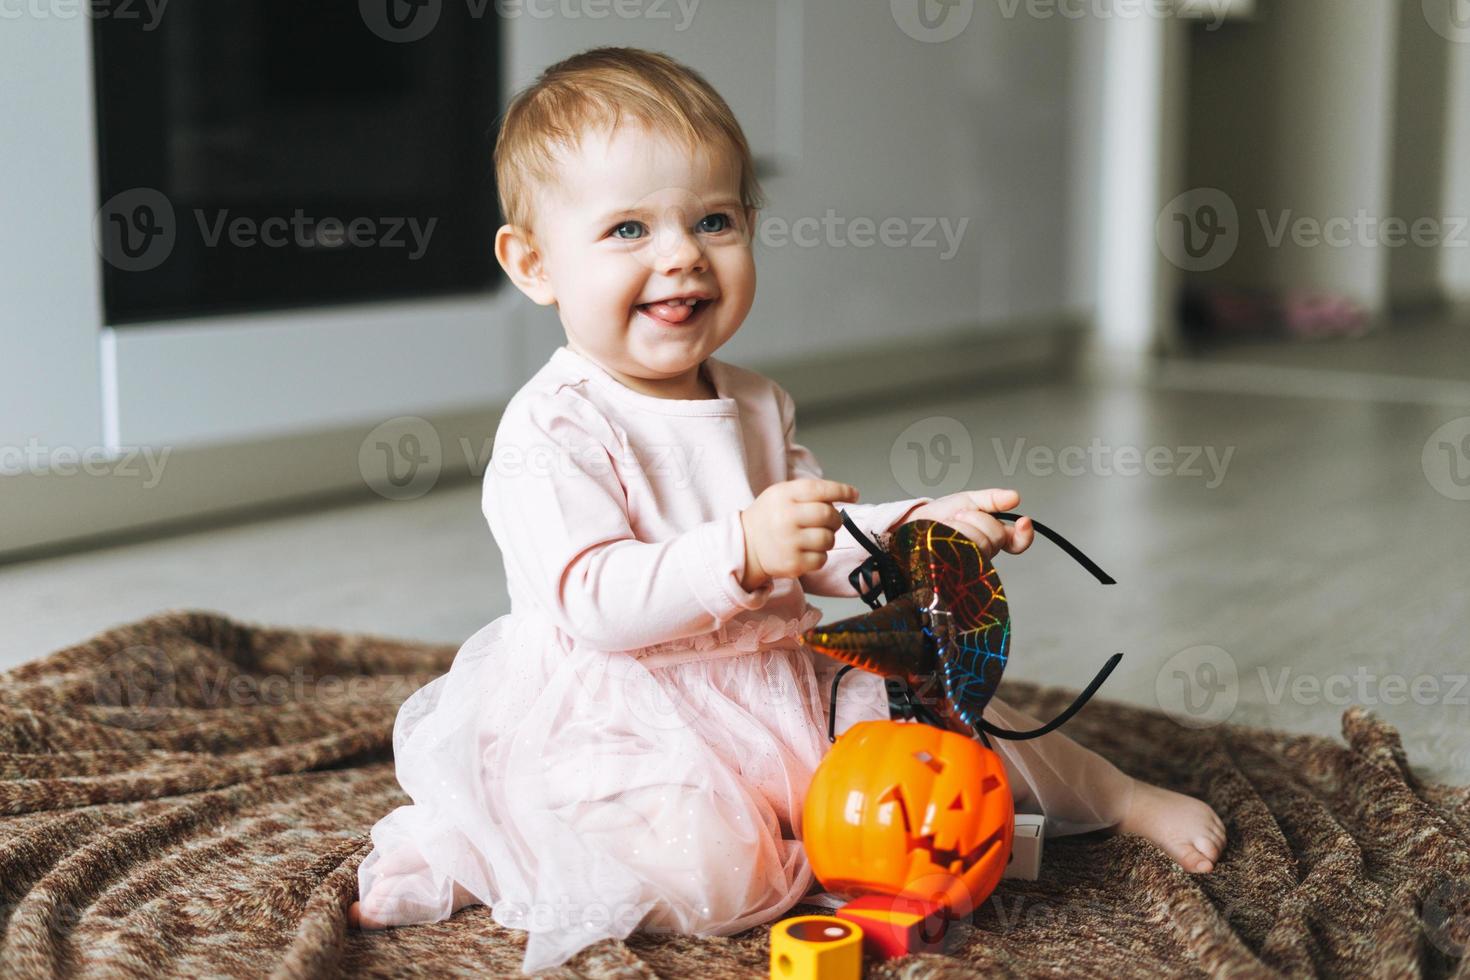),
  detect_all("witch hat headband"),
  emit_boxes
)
[801,512,1123,747]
